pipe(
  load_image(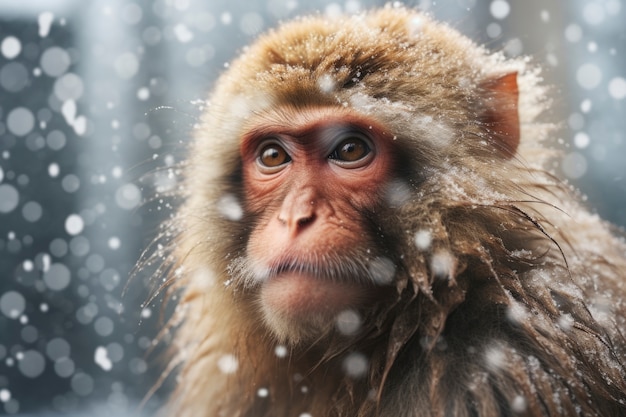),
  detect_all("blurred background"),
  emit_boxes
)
[0,0,624,415]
